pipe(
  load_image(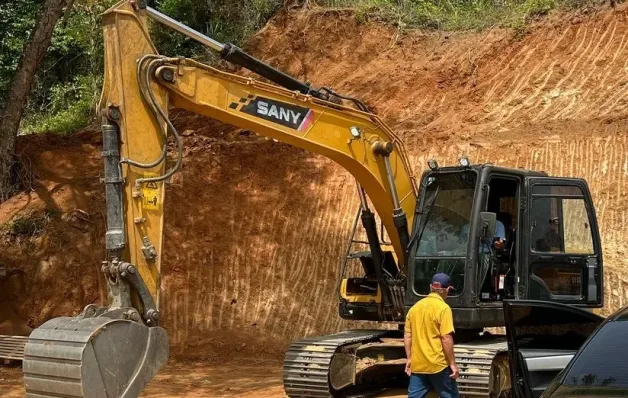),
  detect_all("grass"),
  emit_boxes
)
[0,210,59,252]
[0,212,52,254]
[316,0,608,31]
[5,210,56,238]
[20,75,99,135]
[21,97,94,135]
